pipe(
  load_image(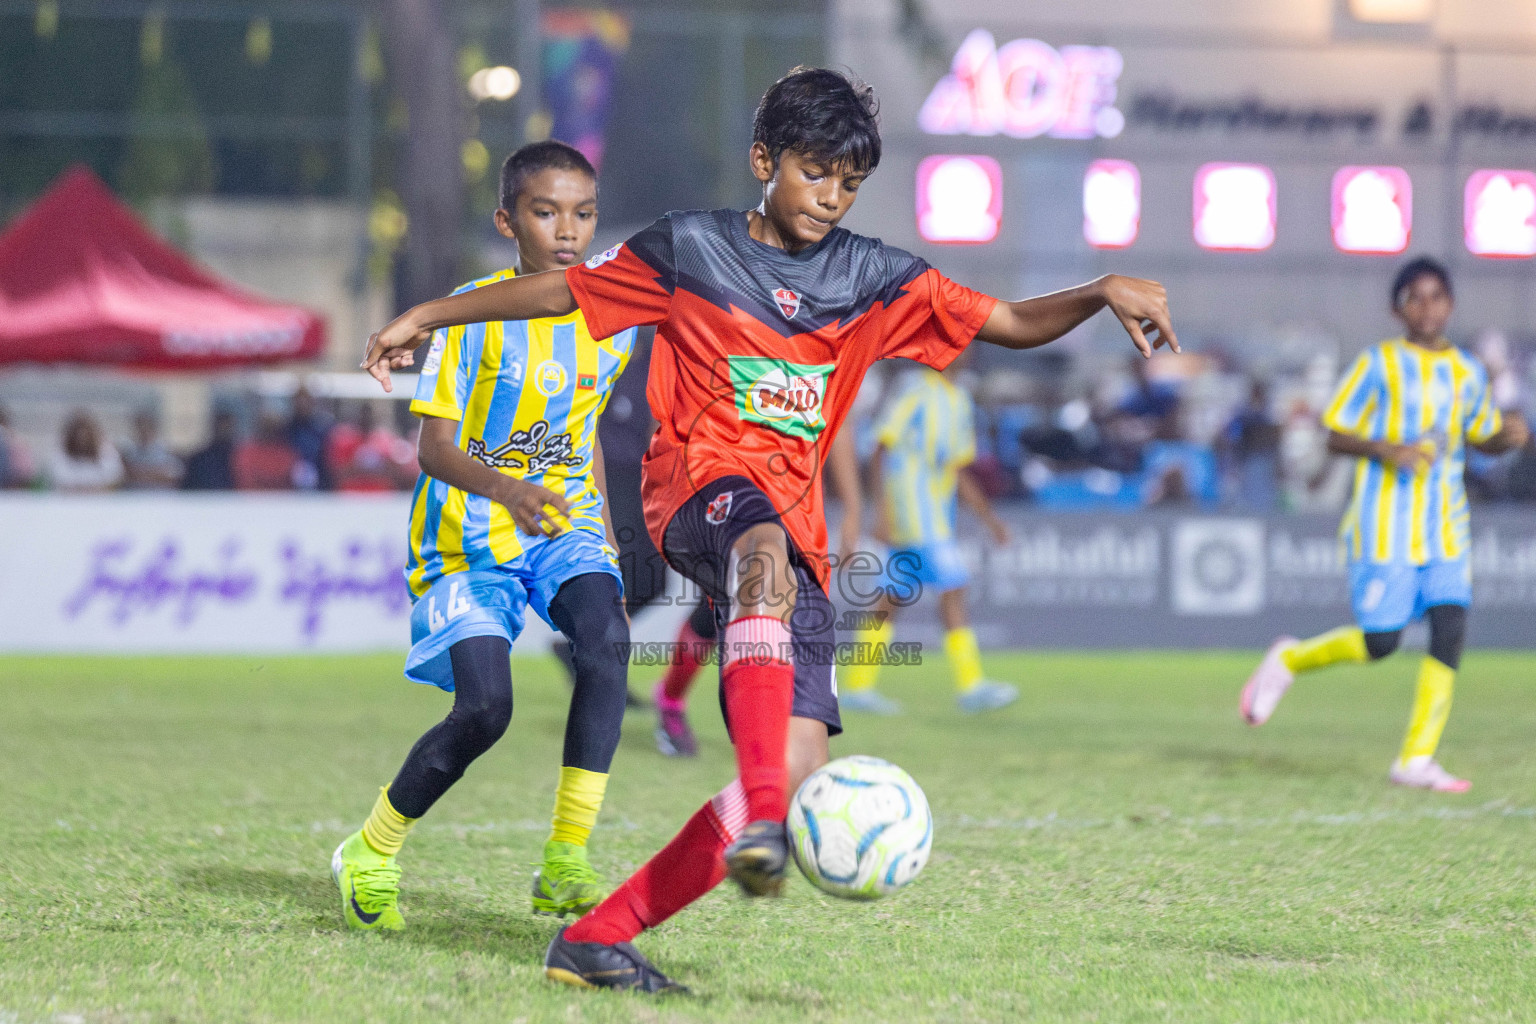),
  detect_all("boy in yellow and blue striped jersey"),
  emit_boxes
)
[842,352,1018,714]
[332,142,639,930]
[1241,258,1529,791]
